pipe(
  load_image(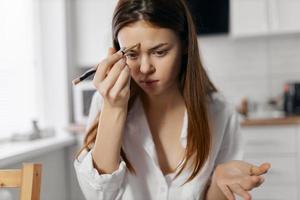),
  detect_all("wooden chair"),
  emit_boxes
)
[0,163,42,200]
